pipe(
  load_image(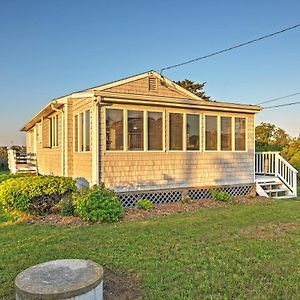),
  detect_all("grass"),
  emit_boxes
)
[0,170,9,175]
[1,197,300,299]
